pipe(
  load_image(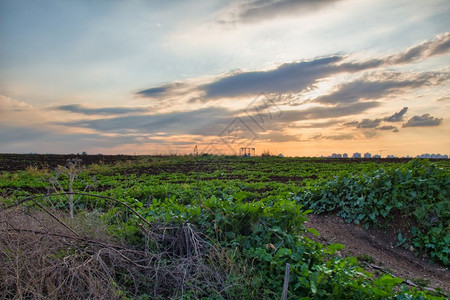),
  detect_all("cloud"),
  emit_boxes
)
[56,107,236,136]
[388,32,450,64]
[384,107,408,122]
[311,133,354,140]
[314,79,428,105]
[402,114,443,127]
[136,82,188,98]
[267,101,380,123]
[0,95,64,127]
[377,125,398,131]
[201,56,342,98]
[344,118,382,128]
[343,107,410,130]
[200,57,410,100]
[325,133,354,140]
[436,96,450,102]
[136,55,348,102]
[138,55,384,101]
[53,104,150,115]
[237,0,341,23]
[0,95,34,114]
